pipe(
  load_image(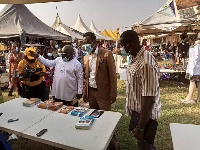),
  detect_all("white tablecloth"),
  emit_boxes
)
[0,98,122,150]
[170,123,200,150]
